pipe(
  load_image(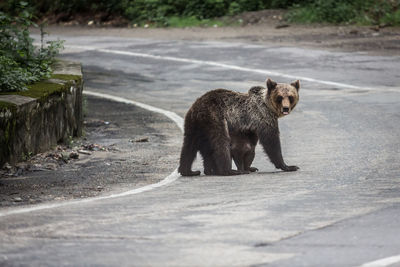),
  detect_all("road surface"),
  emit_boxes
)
[1,32,400,266]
